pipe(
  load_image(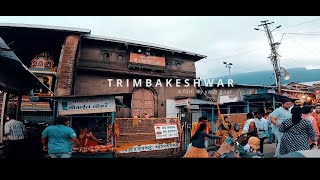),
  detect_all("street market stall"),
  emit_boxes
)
[55,94,131,158]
